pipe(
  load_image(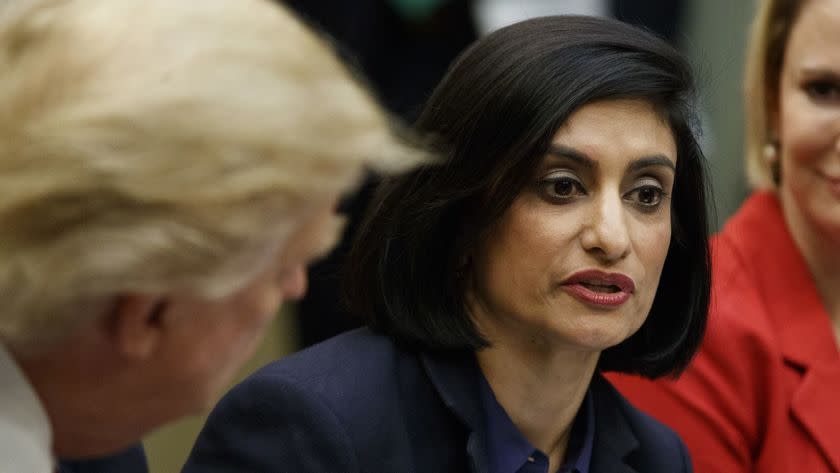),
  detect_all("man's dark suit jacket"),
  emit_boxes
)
[183,328,692,473]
